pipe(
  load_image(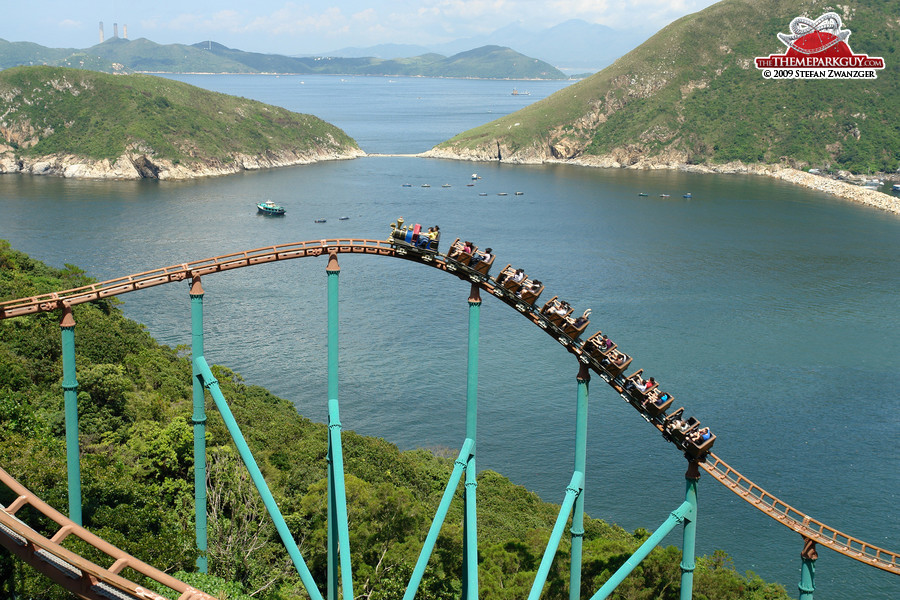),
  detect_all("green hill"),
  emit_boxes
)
[432,0,900,174]
[0,241,789,599]
[0,38,568,80]
[0,66,361,179]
